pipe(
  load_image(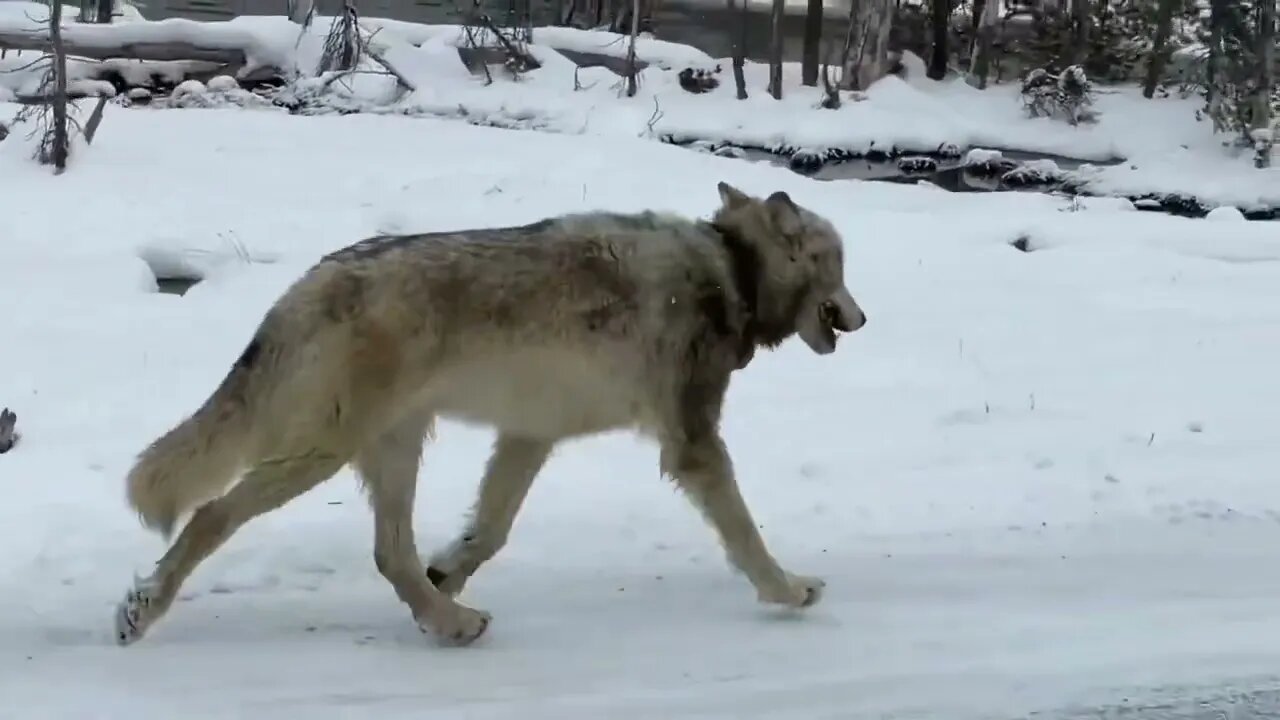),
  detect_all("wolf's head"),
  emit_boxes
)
[712,181,866,355]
